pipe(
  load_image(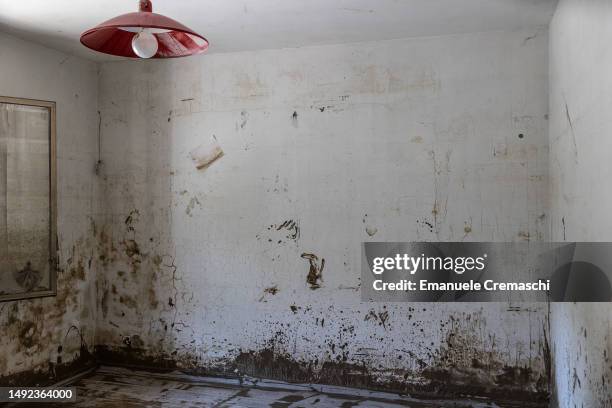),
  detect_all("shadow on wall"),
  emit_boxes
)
[93,60,181,370]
